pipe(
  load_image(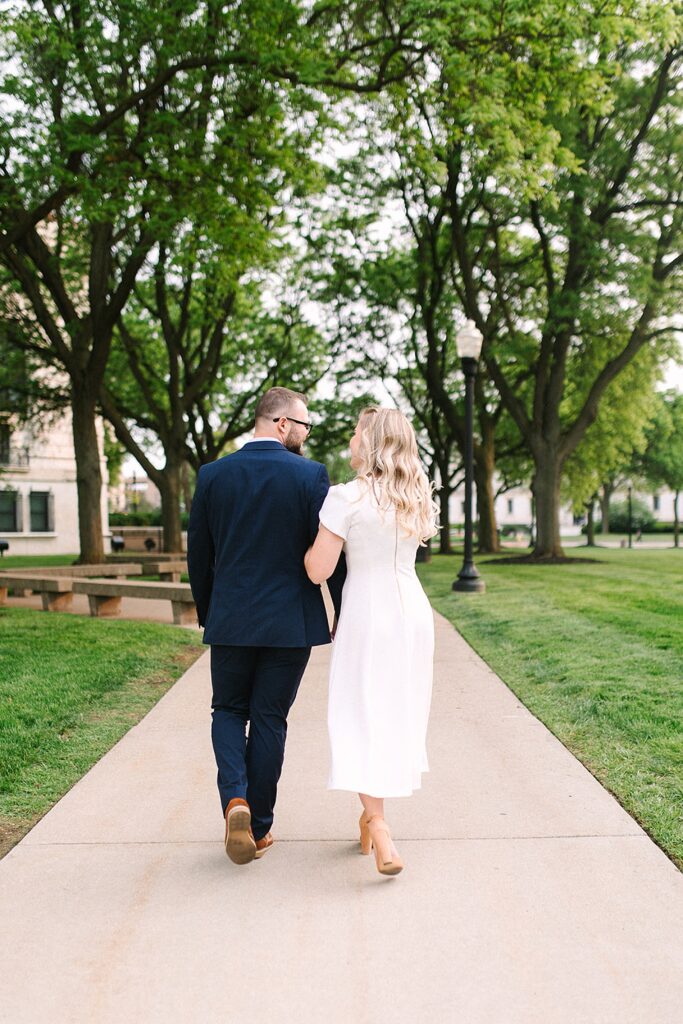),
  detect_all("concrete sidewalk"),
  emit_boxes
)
[1,613,682,1024]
